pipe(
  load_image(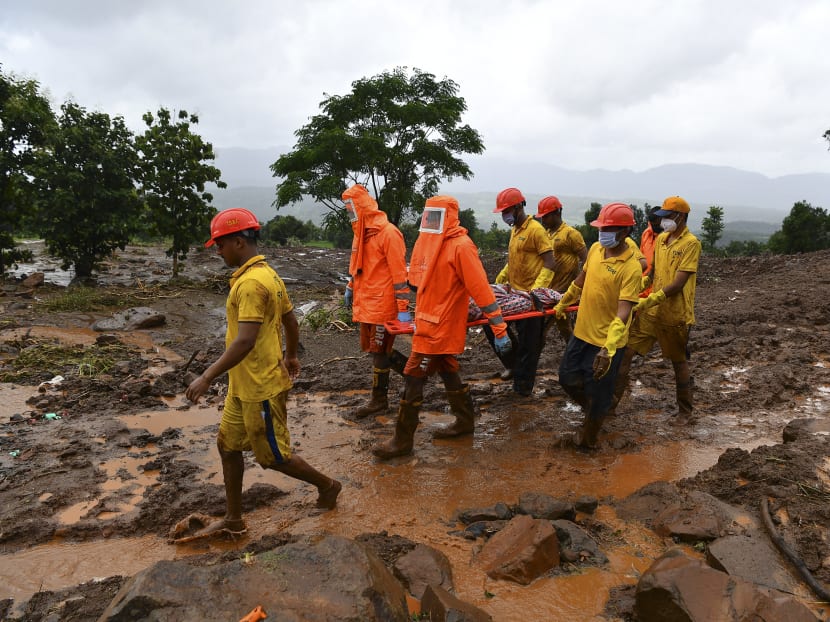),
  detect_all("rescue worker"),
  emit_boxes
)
[373,195,512,459]
[342,184,411,418]
[552,202,642,448]
[184,208,340,539]
[535,195,588,342]
[487,187,555,396]
[611,196,701,424]
[638,206,664,296]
